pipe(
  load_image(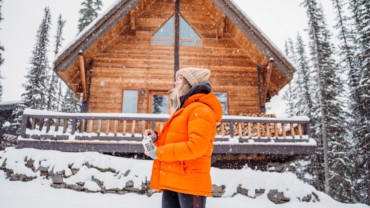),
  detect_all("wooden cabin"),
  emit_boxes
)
[17,0,316,166]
